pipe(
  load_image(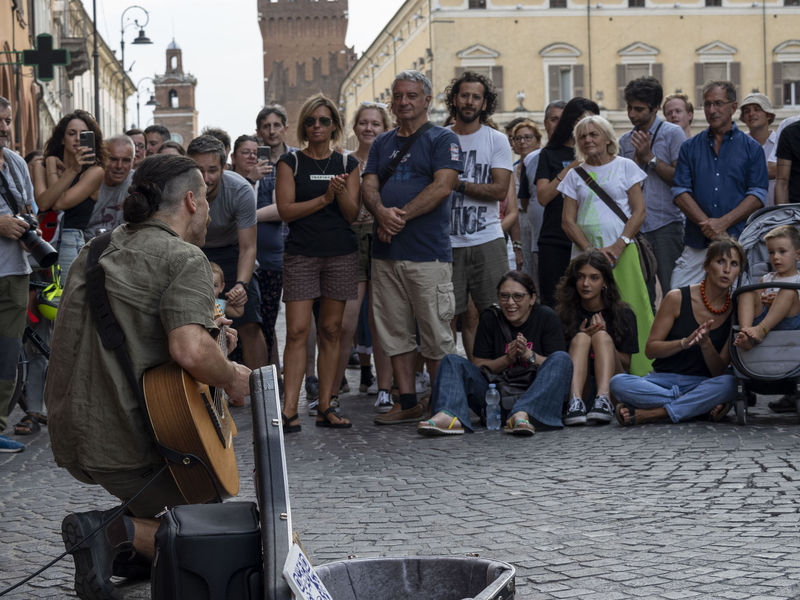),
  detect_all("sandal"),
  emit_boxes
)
[14,414,41,436]
[416,413,464,436]
[710,402,732,422]
[615,403,635,427]
[504,417,535,436]
[282,413,301,434]
[316,407,352,429]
